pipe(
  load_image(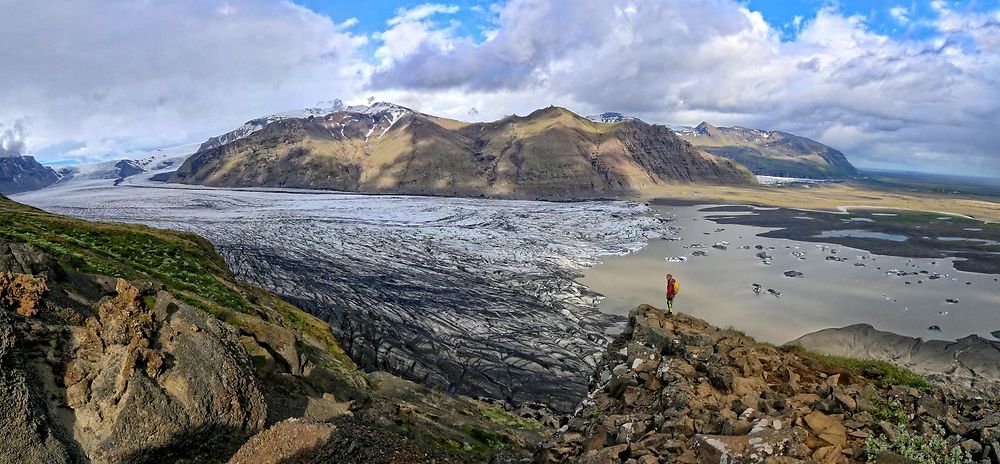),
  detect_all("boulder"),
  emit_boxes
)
[804,411,847,448]
[692,429,809,463]
[229,419,336,464]
[64,280,267,462]
[578,444,629,464]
